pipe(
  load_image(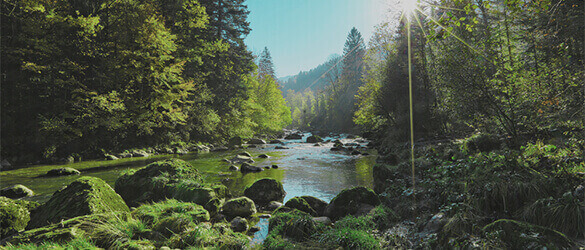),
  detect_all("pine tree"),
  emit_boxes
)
[341,27,366,87]
[258,47,276,80]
